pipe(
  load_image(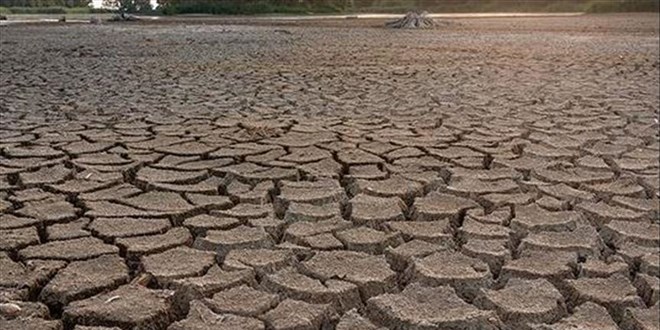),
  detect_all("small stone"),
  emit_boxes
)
[0,300,50,320]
